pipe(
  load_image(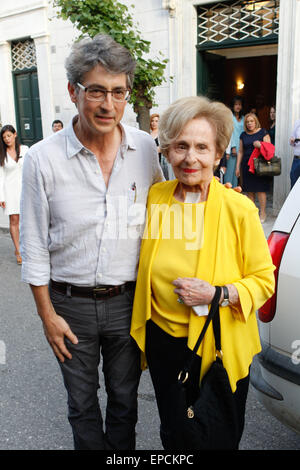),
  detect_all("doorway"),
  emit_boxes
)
[197,44,278,129]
